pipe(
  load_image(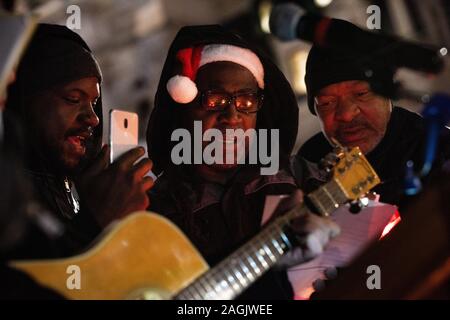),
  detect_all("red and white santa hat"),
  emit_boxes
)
[167,44,265,104]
